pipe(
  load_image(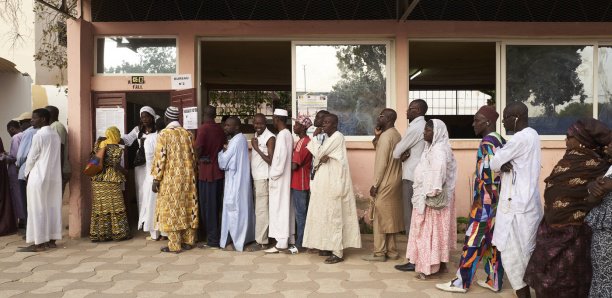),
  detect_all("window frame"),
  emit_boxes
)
[94,35,179,76]
[291,40,395,141]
